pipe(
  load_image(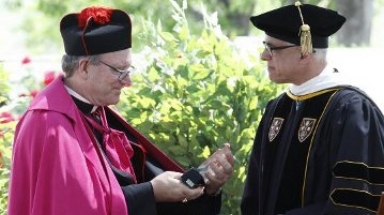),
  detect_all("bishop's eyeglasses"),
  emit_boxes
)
[97,60,136,81]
